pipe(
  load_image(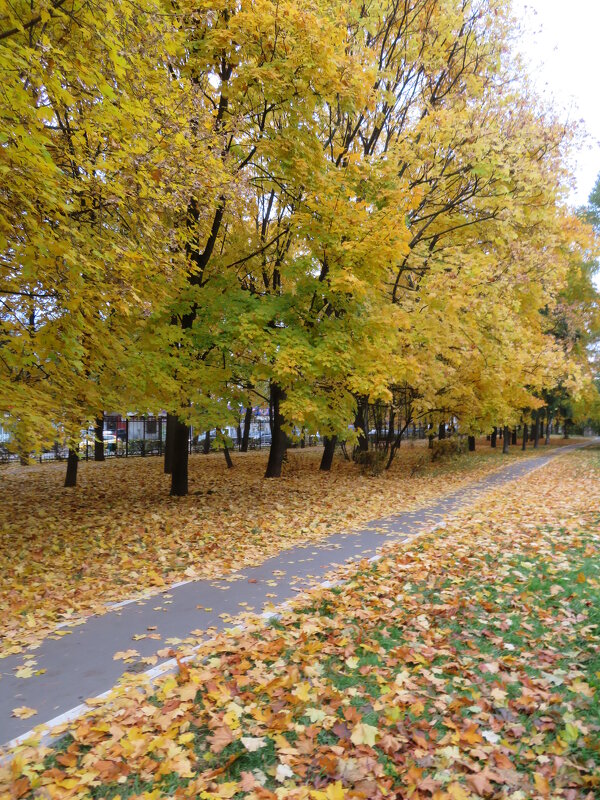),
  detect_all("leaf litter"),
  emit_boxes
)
[2,447,599,799]
[0,443,564,658]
